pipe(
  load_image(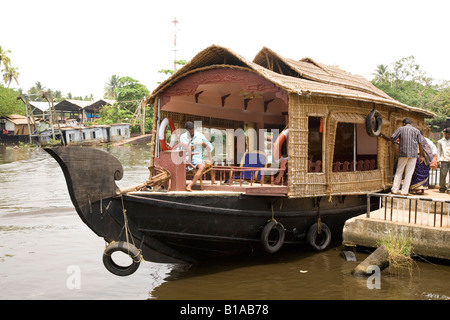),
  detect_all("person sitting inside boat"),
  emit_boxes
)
[180,121,214,191]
